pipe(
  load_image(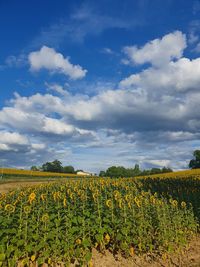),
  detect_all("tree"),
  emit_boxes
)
[42,159,63,173]
[106,166,127,178]
[189,150,200,169]
[63,165,75,174]
[162,167,173,173]
[30,166,39,171]
[133,164,141,176]
[99,170,106,177]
